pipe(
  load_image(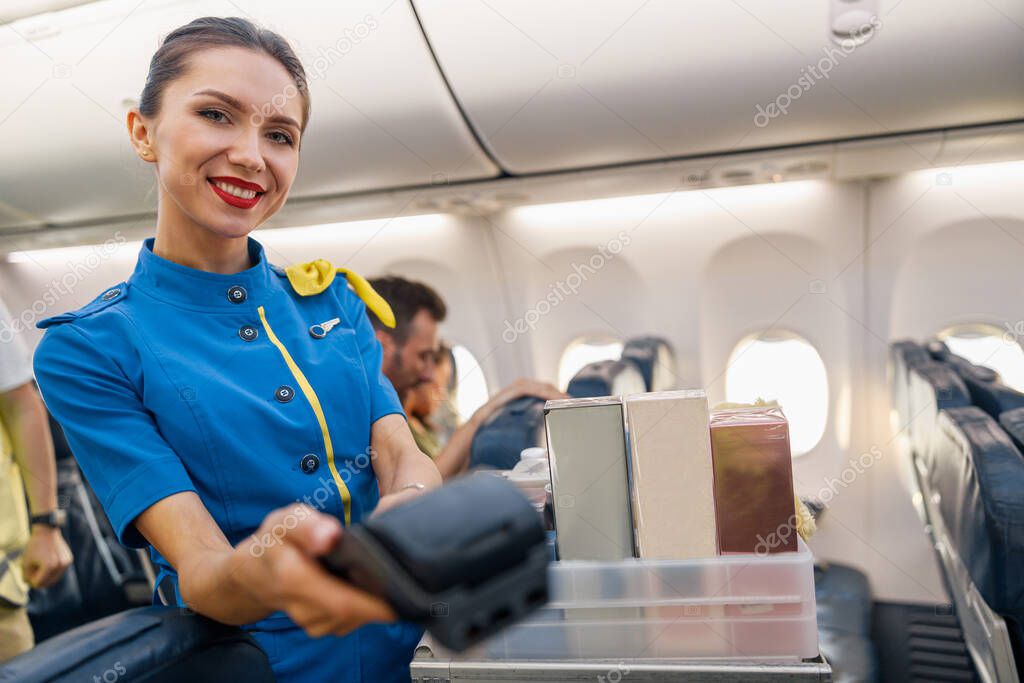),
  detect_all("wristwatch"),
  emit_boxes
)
[30,509,67,529]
